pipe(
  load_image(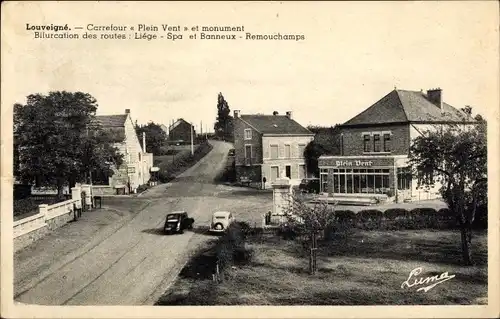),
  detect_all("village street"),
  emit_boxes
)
[14,141,271,305]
